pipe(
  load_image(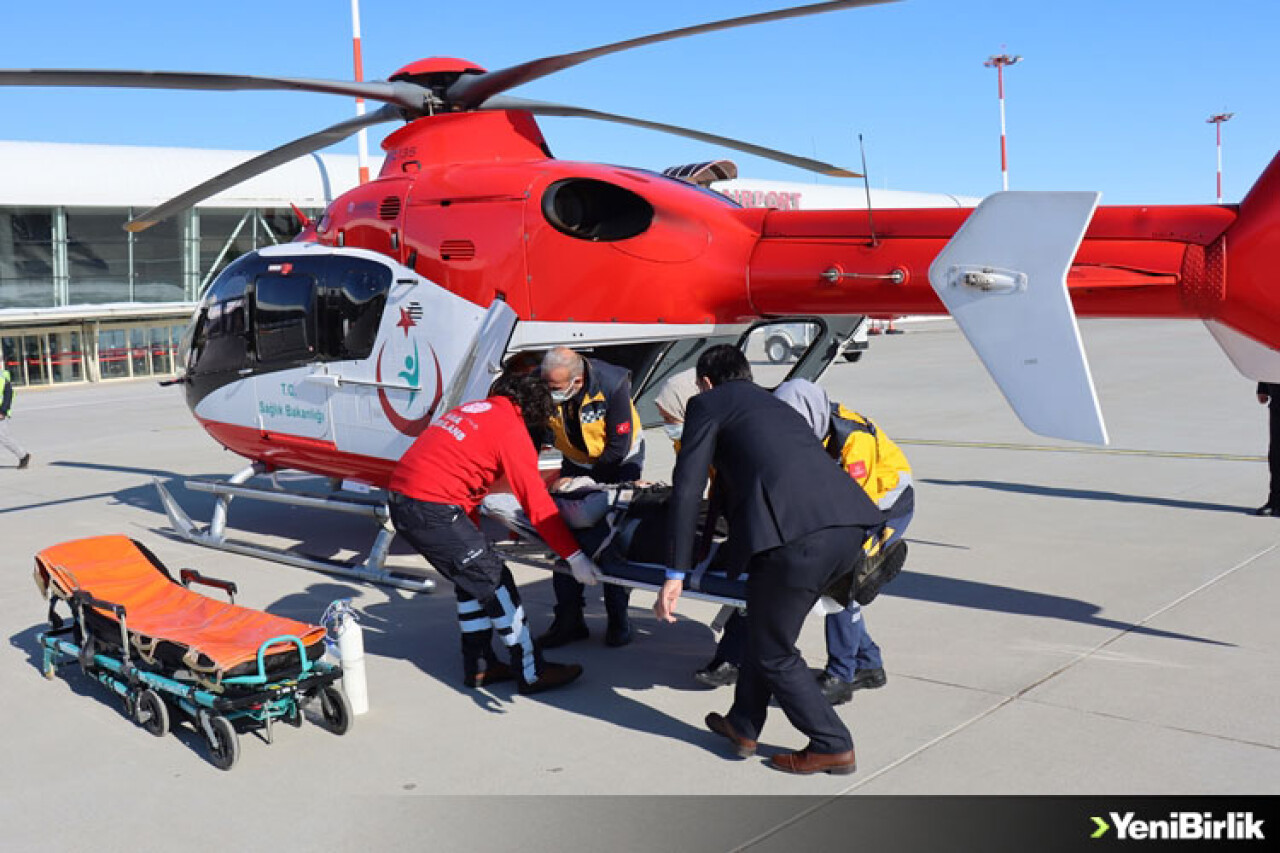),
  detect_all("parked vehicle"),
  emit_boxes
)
[763,316,869,364]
